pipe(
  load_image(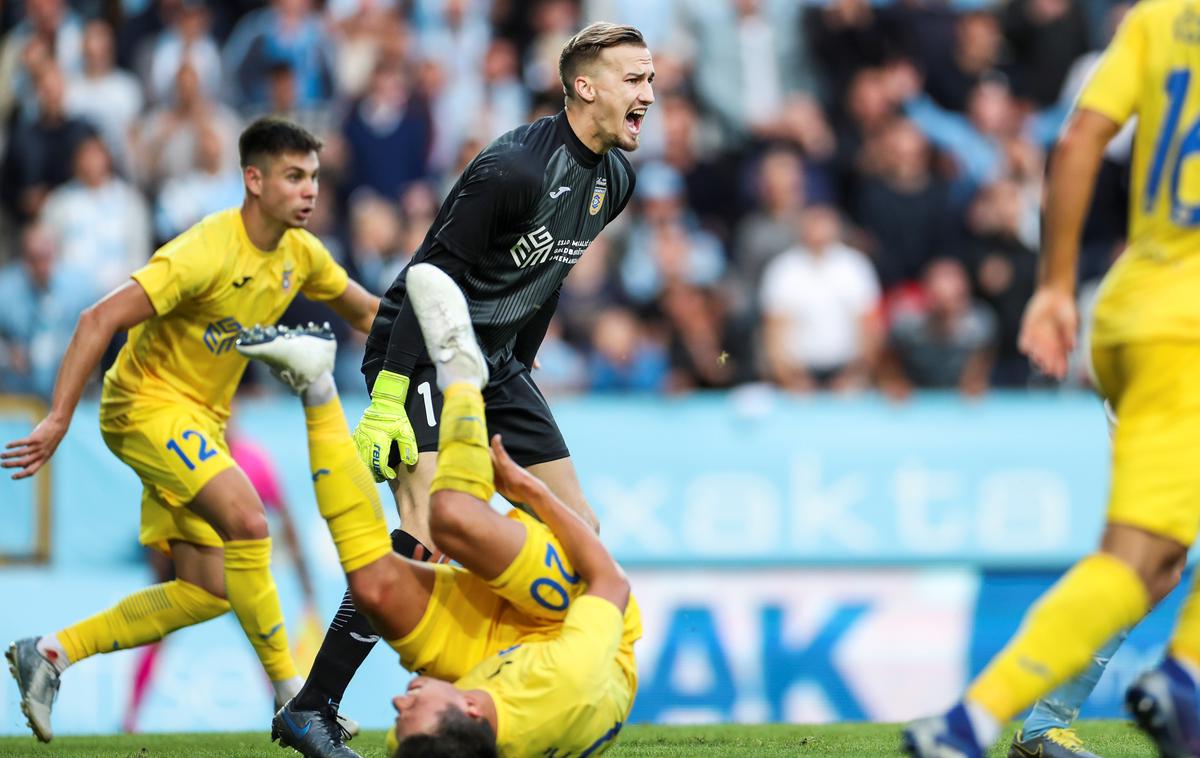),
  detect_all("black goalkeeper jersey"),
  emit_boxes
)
[366,110,636,373]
